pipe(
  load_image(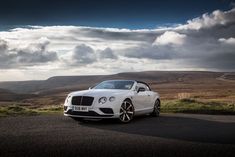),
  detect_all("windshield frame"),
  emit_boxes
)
[93,80,135,90]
